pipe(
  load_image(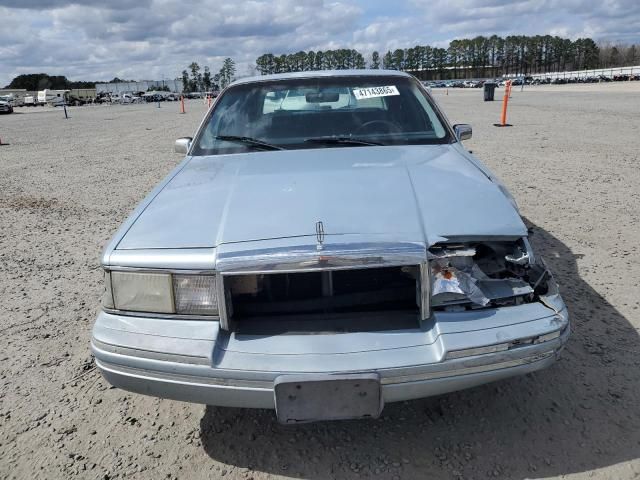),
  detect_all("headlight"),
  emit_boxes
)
[103,270,218,316]
[173,274,217,315]
[111,271,174,313]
